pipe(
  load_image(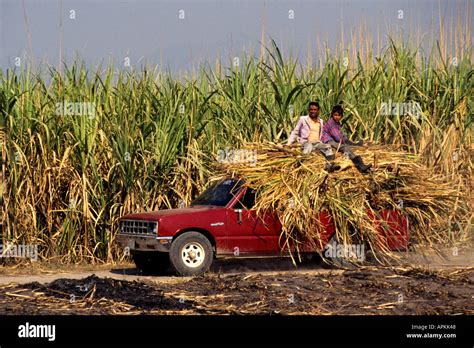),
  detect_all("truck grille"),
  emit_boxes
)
[119,220,157,235]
